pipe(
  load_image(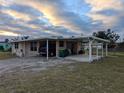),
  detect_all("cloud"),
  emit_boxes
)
[9,0,93,33]
[0,0,98,39]
[85,0,124,34]
[0,30,19,36]
[96,9,119,16]
[9,4,43,17]
[1,9,32,21]
[86,0,123,11]
[0,0,124,40]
